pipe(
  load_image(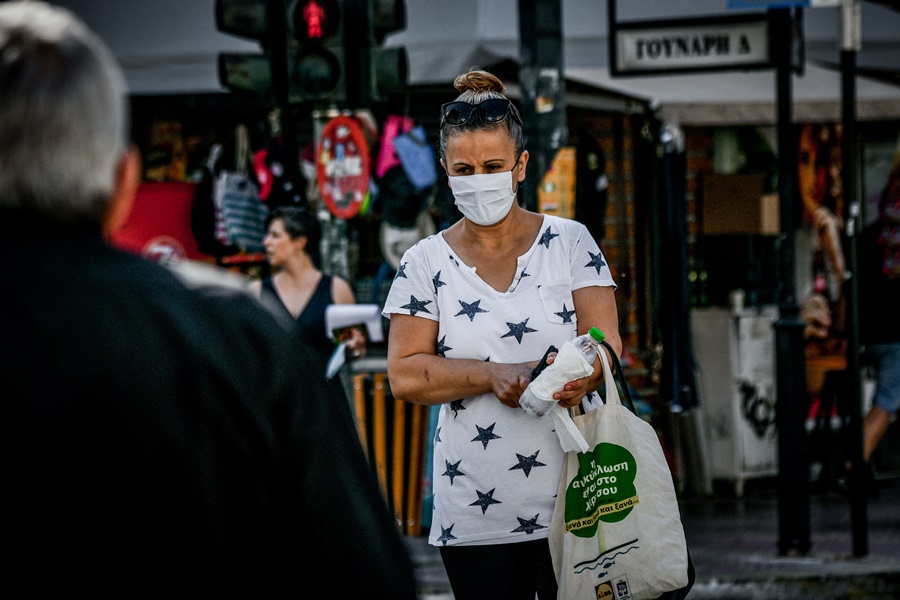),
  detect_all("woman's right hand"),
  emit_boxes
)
[489,362,535,409]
